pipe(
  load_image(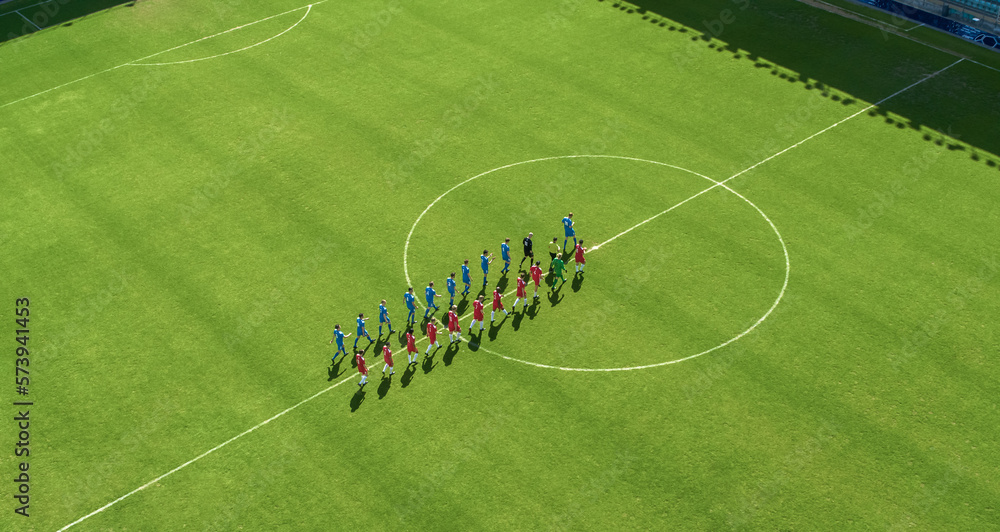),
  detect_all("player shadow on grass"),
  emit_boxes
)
[327,360,344,381]
[571,272,585,292]
[511,308,527,331]
[350,389,366,412]
[457,298,470,315]
[377,374,392,399]
[443,340,463,365]
[548,286,564,306]
[400,363,416,388]
[422,350,439,373]
[487,315,508,341]
[496,276,509,293]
